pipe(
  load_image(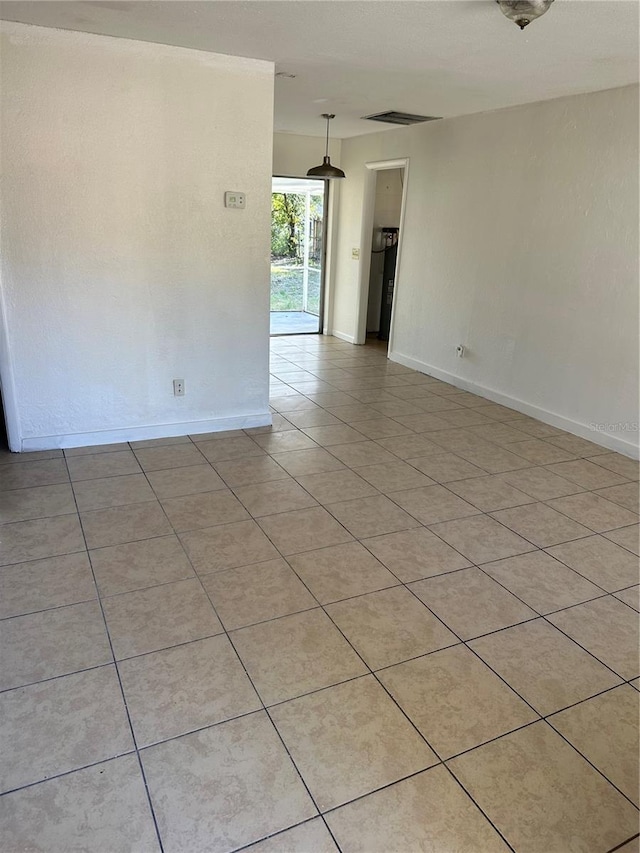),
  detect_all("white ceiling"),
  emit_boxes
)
[1,1,638,137]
